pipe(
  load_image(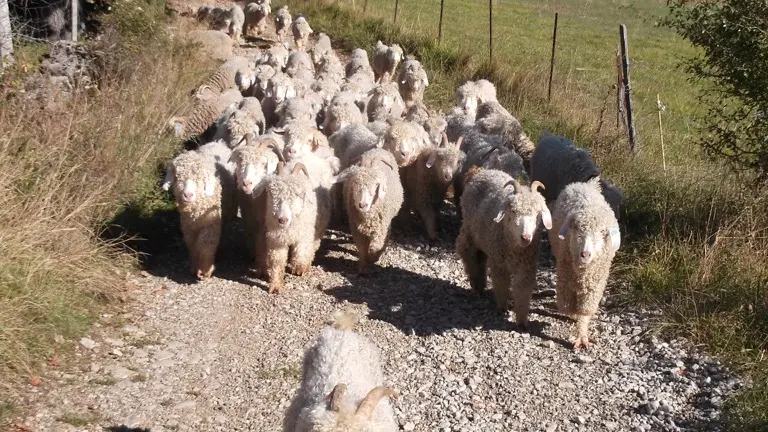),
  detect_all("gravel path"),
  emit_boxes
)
[16,13,741,432]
